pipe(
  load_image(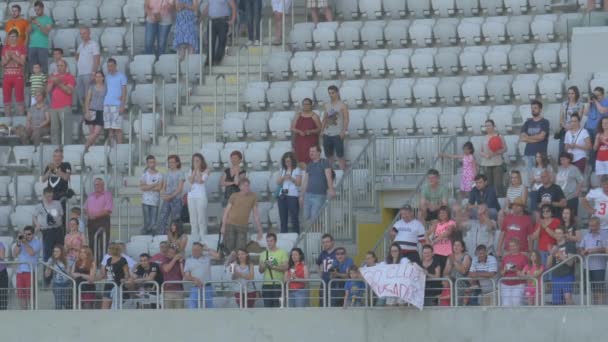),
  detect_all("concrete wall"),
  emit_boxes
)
[2,307,606,342]
[571,26,608,78]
